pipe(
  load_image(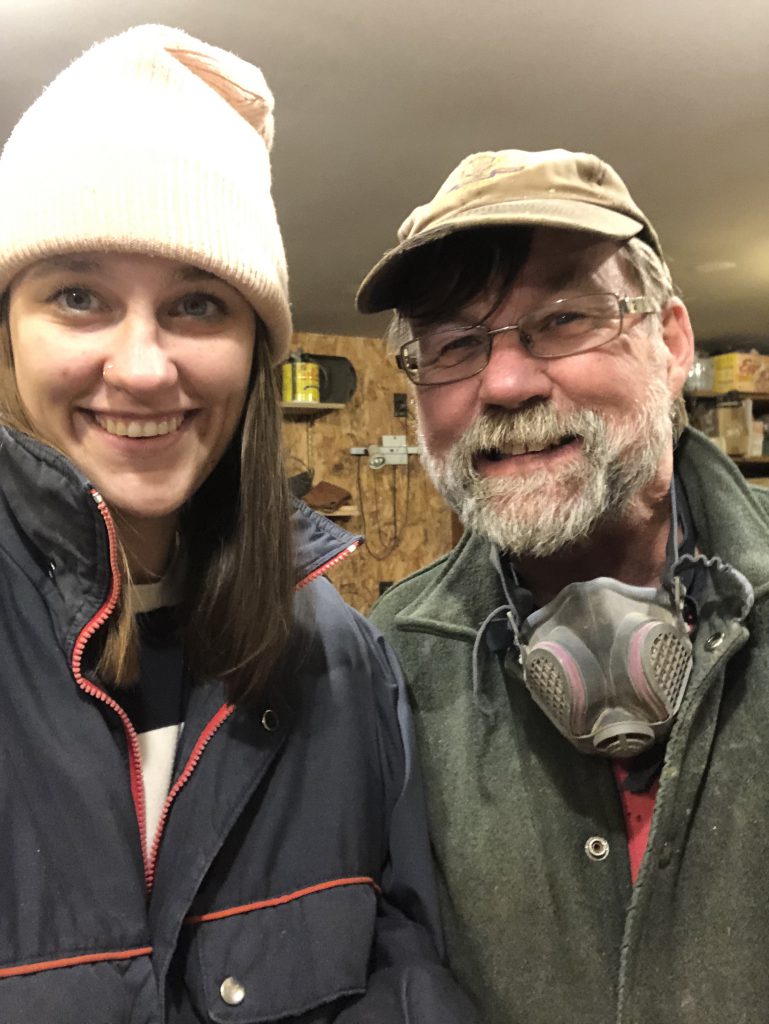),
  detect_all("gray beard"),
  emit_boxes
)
[419,379,672,558]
